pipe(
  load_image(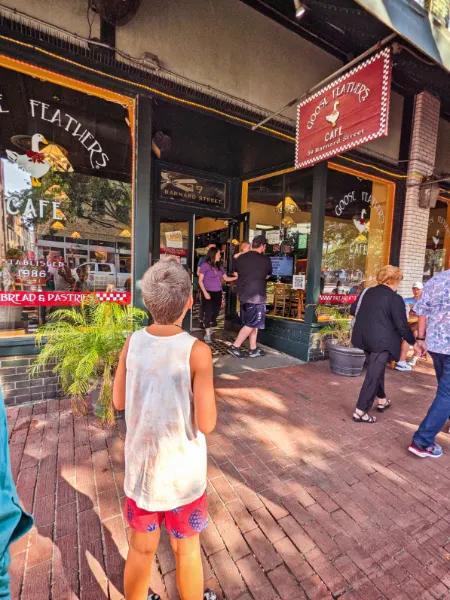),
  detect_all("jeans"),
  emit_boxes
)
[413,352,450,448]
[356,351,389,413]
